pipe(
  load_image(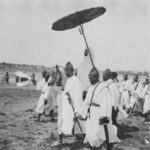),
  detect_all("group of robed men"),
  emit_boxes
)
[35,66,64,122]
[35,51,150,148]
[119,74,150,115]
[35,61,125,148]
